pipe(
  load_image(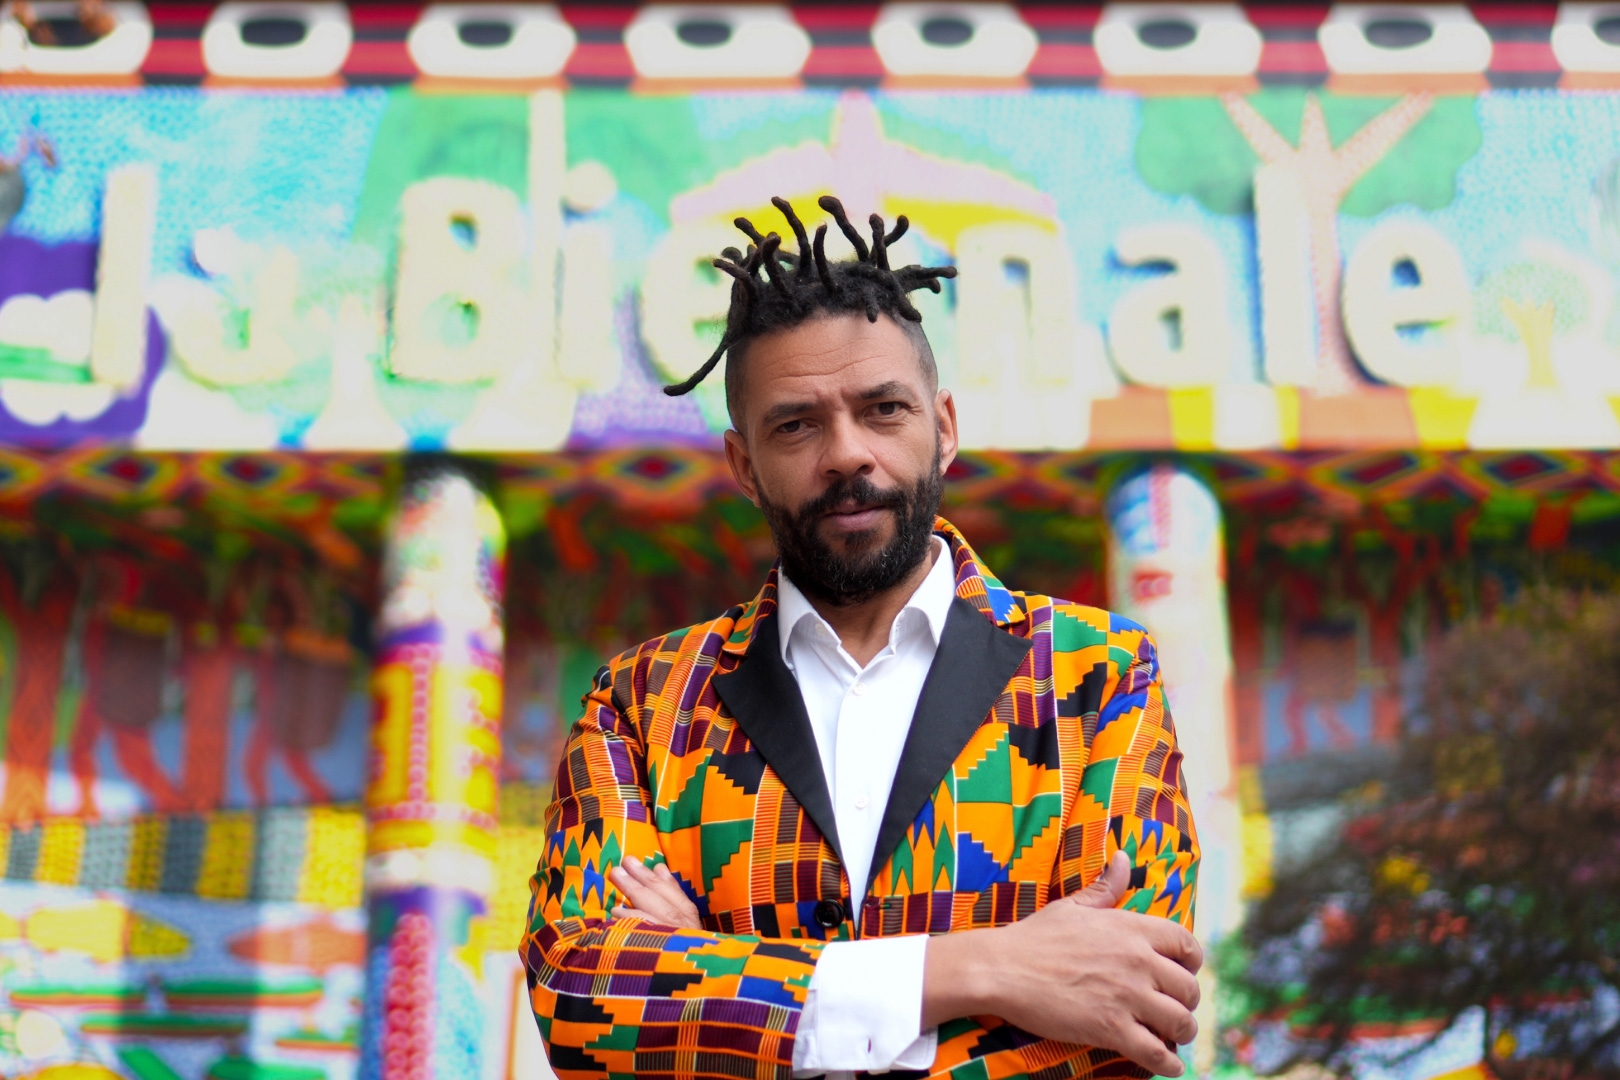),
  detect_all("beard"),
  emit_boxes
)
[756,450,944,608]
